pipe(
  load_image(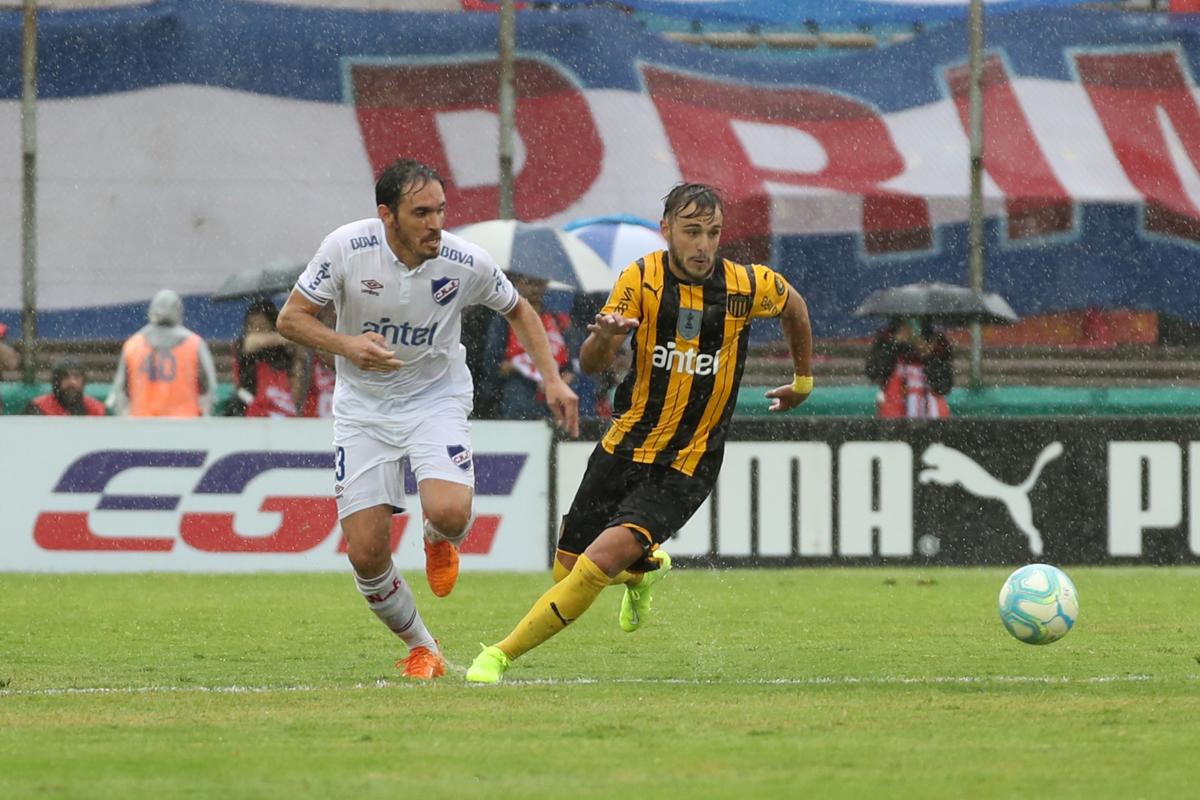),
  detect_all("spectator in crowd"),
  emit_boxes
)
[0,322,18,412]
[0,323,19,373]
[865,315,954,418]
[298,305,337,418]
[481,273,575,420]
[24,356,107,416]
[224,298,298,417]
[108,289,218,417]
